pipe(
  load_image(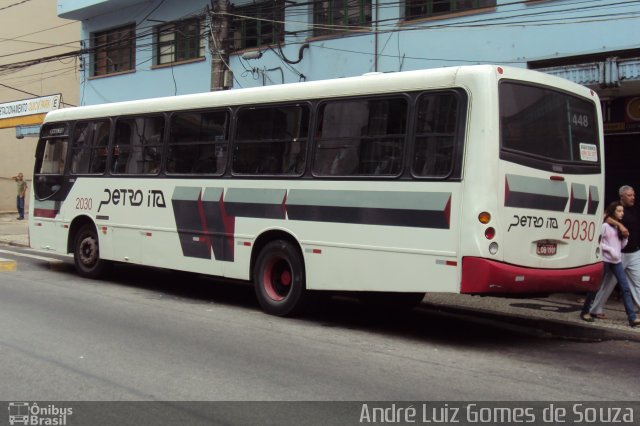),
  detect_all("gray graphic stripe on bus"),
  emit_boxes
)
[171,187,212,260]
[224,188,287,220]
[504,174,569,212]
[286,190,451,229]
[587,185,600,215]
[569,183,588,214]
[171,187,452,263]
